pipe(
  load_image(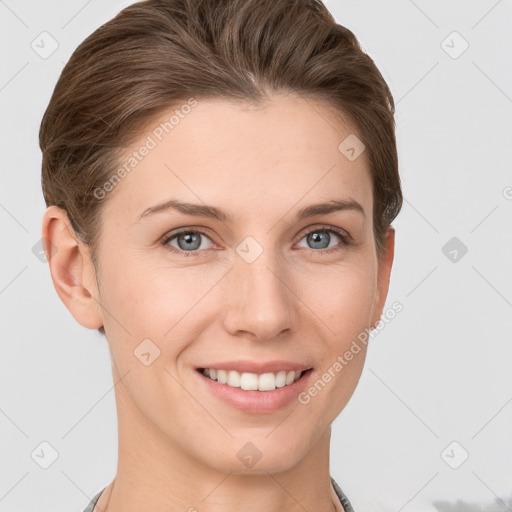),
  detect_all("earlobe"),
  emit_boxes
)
[370,227,395,329]
[42,206,104,330]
